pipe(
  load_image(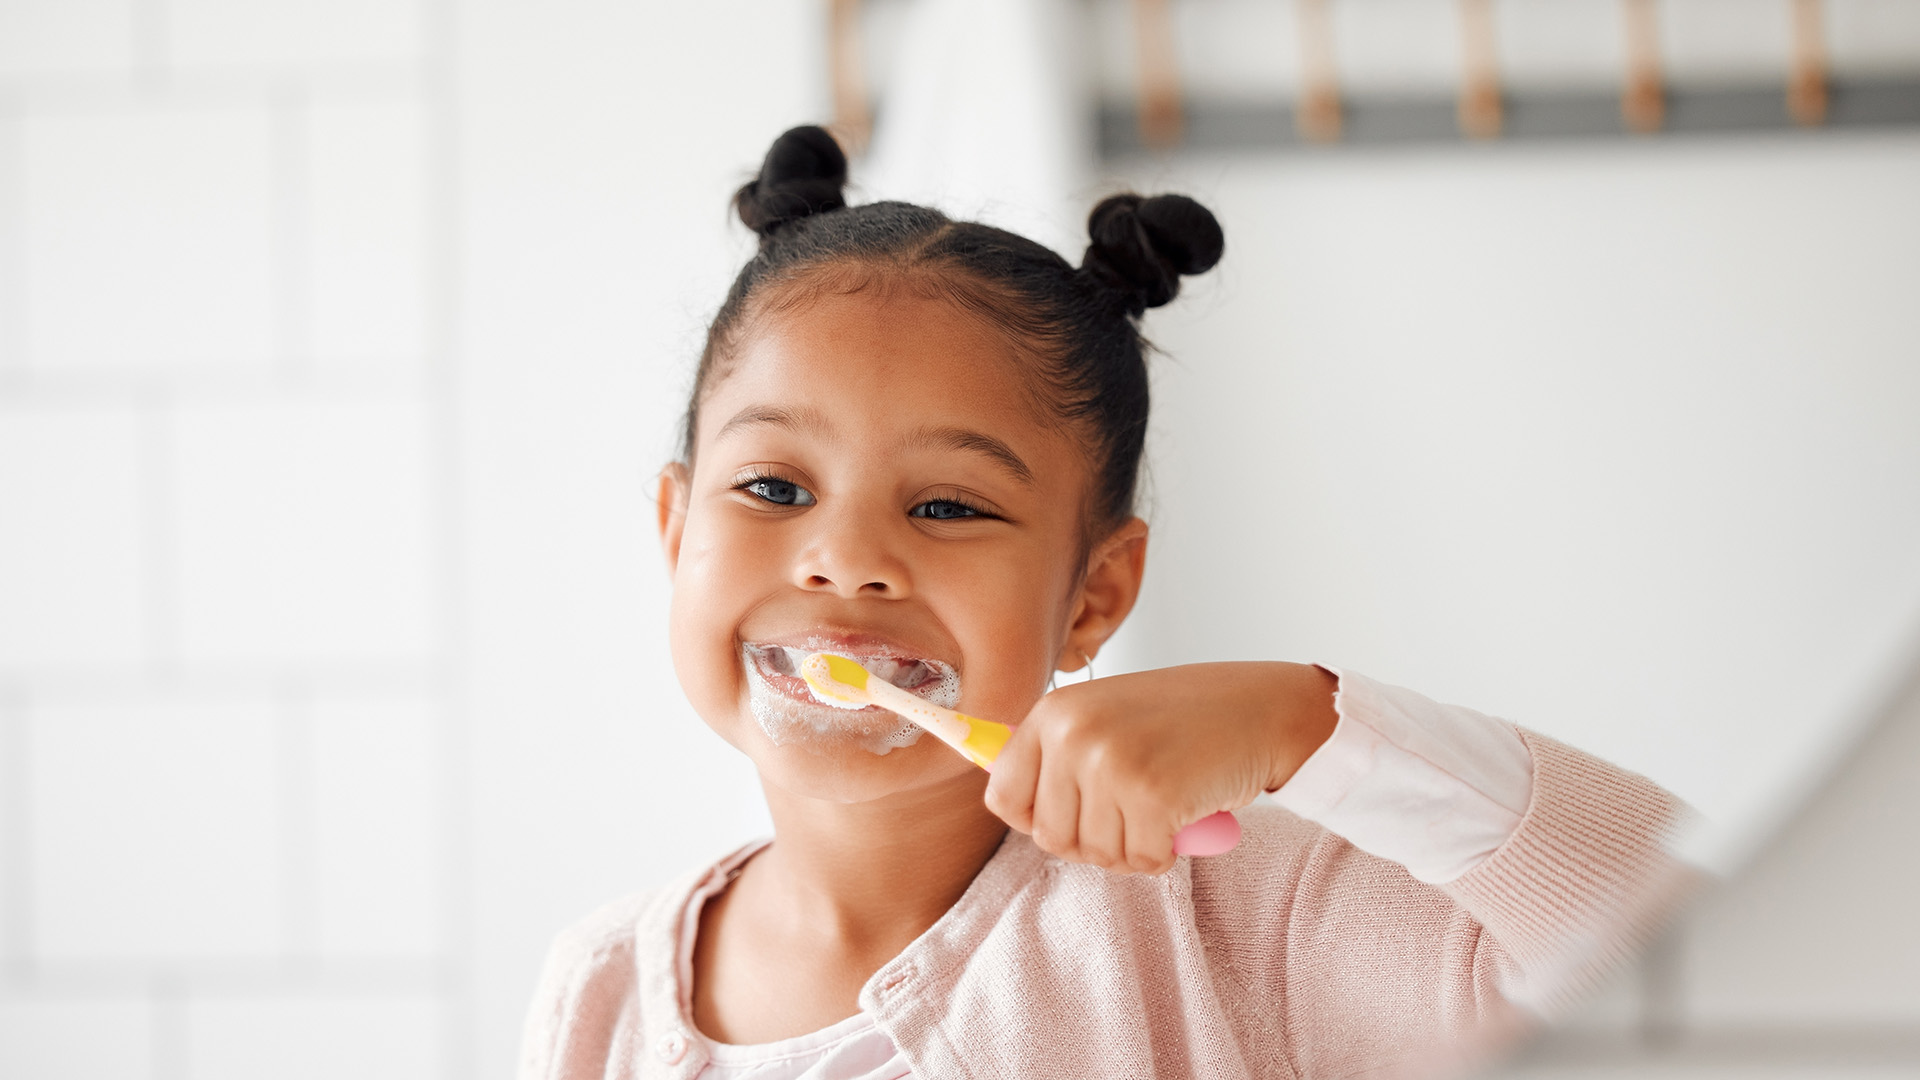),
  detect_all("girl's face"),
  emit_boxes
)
[659,284,1144,804]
